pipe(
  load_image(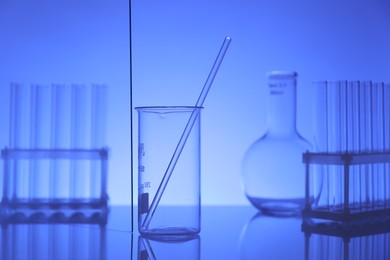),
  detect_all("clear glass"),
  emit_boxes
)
[384,83,390,206]
[51,84,72,201]
[70,84,92,200]
[8,83,31,202]
[241,71,312,216]
[0,224,105,259]
[30,84,52,202]
[305,81,390,223]
[138,235,200,259]
[2,83,108,223]
[136,106,201,236]
[303,221,390,260]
